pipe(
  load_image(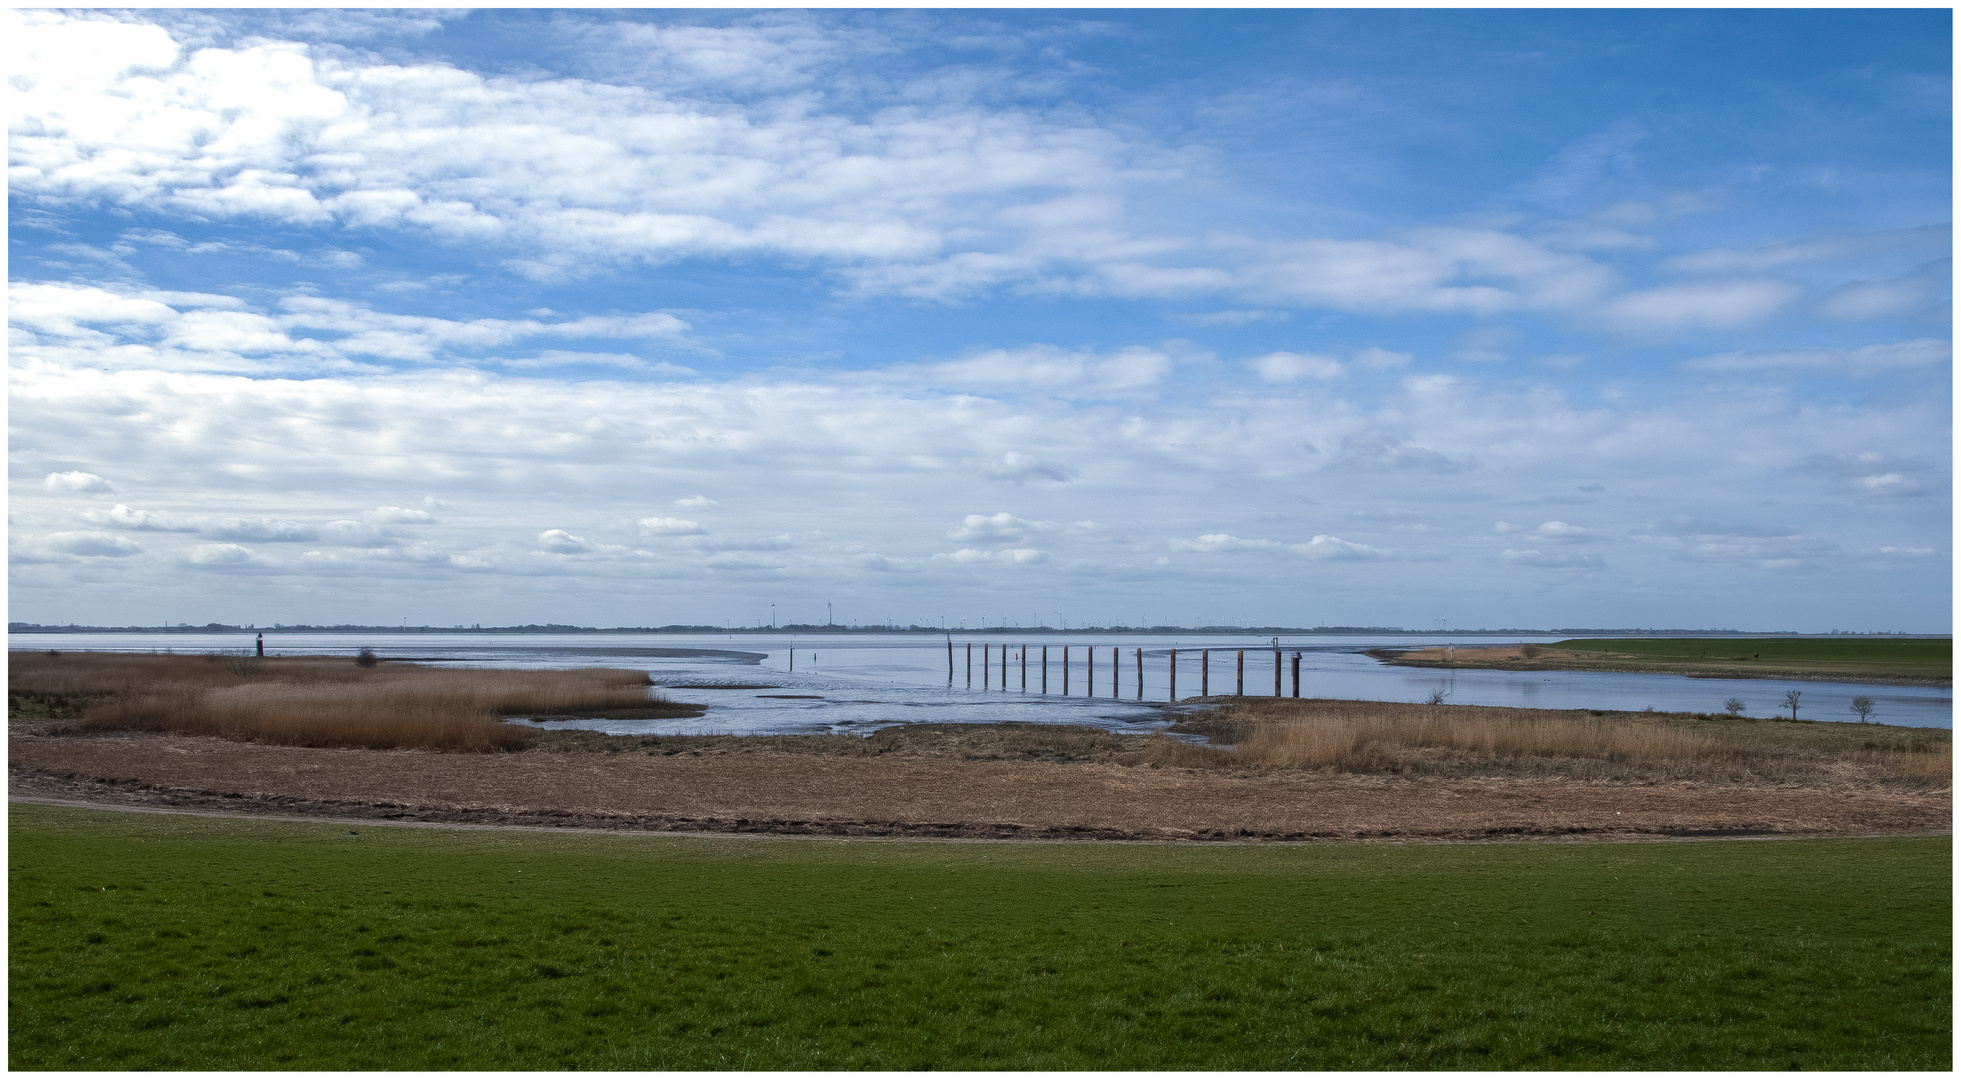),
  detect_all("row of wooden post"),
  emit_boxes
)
[948,641,1304,701]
